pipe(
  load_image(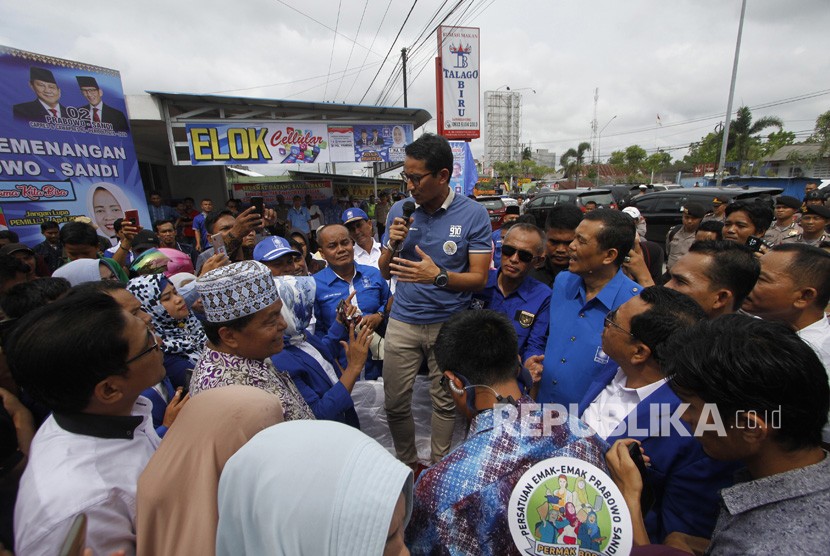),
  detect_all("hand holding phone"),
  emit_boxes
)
[124,209,140,228]
[251,196,264,217]
[211,233,227,256]
[627,442,656,515]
